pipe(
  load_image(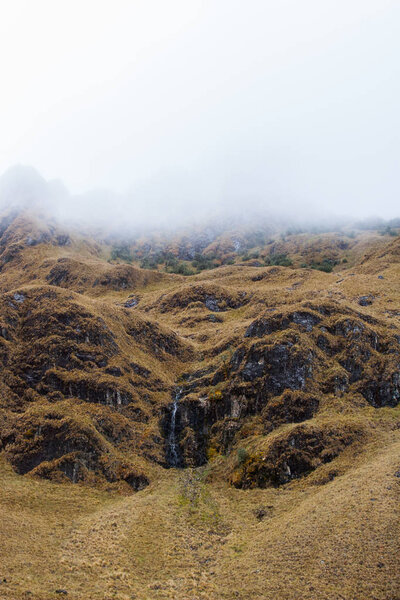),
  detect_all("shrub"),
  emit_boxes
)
[166,262,195,276]
[311,258,338,273]
[269,253,293,267]
[191,253,218,271]
[237,448,248,465]
[110,244,132,263]
[140,256,158,269]
[209,388,223,401]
